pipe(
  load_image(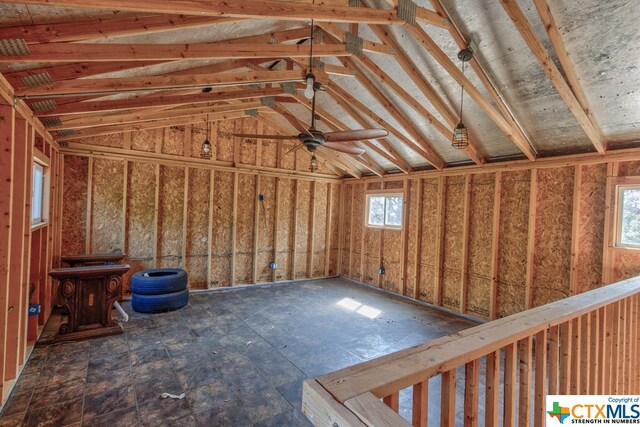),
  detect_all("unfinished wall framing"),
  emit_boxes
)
[341,158,640,320]
[60,117,342,293]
